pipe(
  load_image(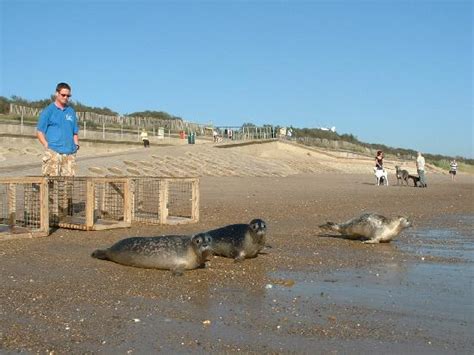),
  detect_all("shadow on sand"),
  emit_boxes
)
[318,233,368,241]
